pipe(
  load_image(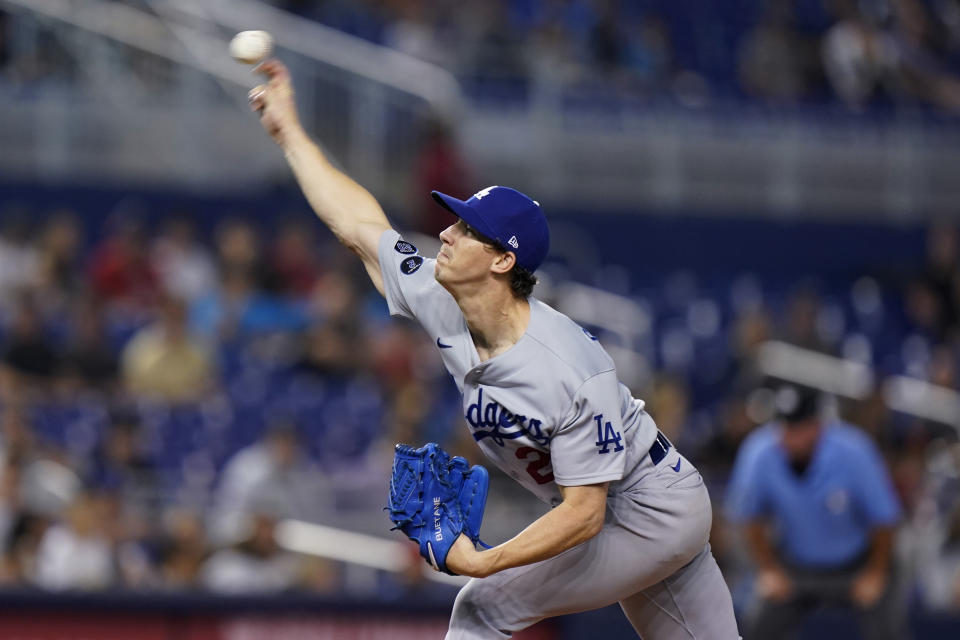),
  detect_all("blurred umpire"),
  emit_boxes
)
[725,384,906,640]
